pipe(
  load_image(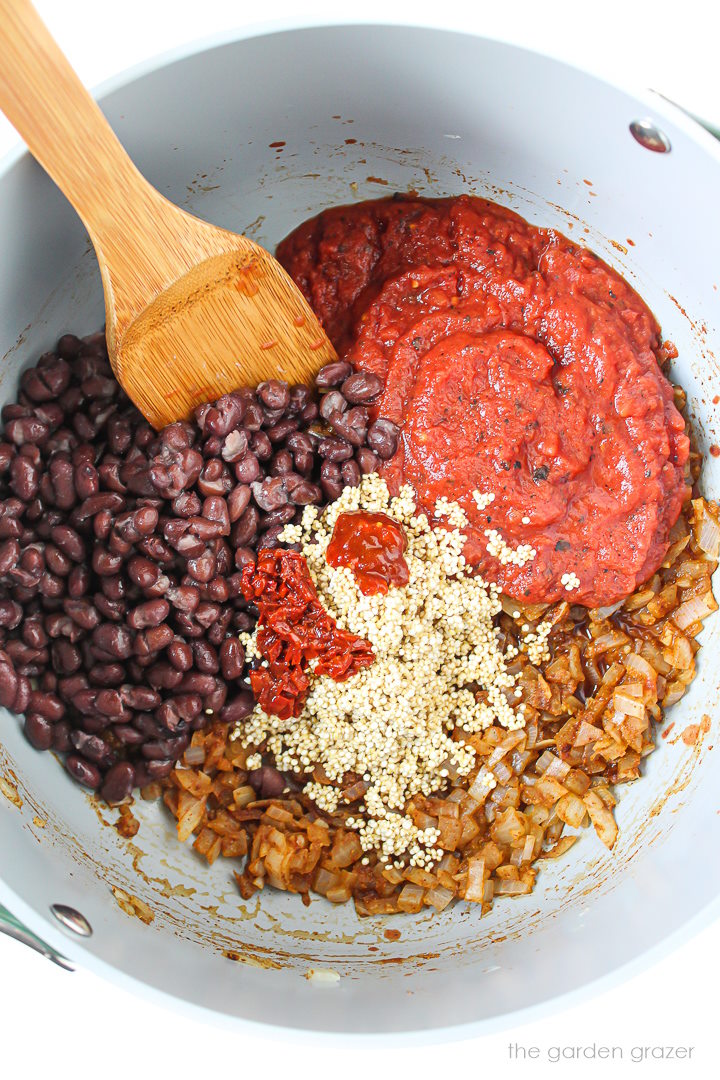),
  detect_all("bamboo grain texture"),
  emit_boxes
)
[0,0,336,428]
